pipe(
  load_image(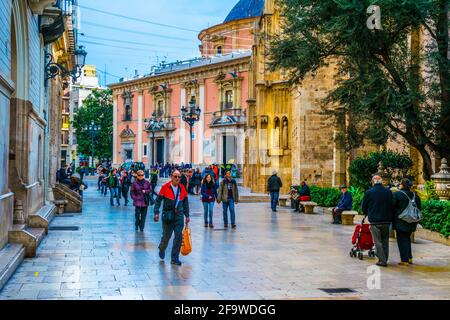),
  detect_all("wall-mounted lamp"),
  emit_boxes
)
[45,45,87,83]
